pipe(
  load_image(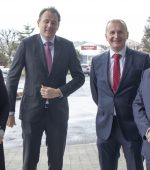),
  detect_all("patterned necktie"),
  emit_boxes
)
[44,42,52,74]
[112,53,121,93]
